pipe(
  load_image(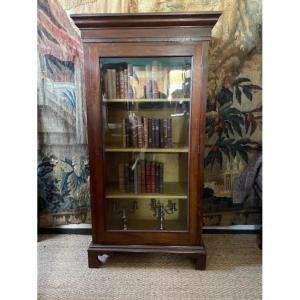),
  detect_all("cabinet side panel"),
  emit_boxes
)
[189,42,208,245]
[83,43,105,243]
[198,42,209,245]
